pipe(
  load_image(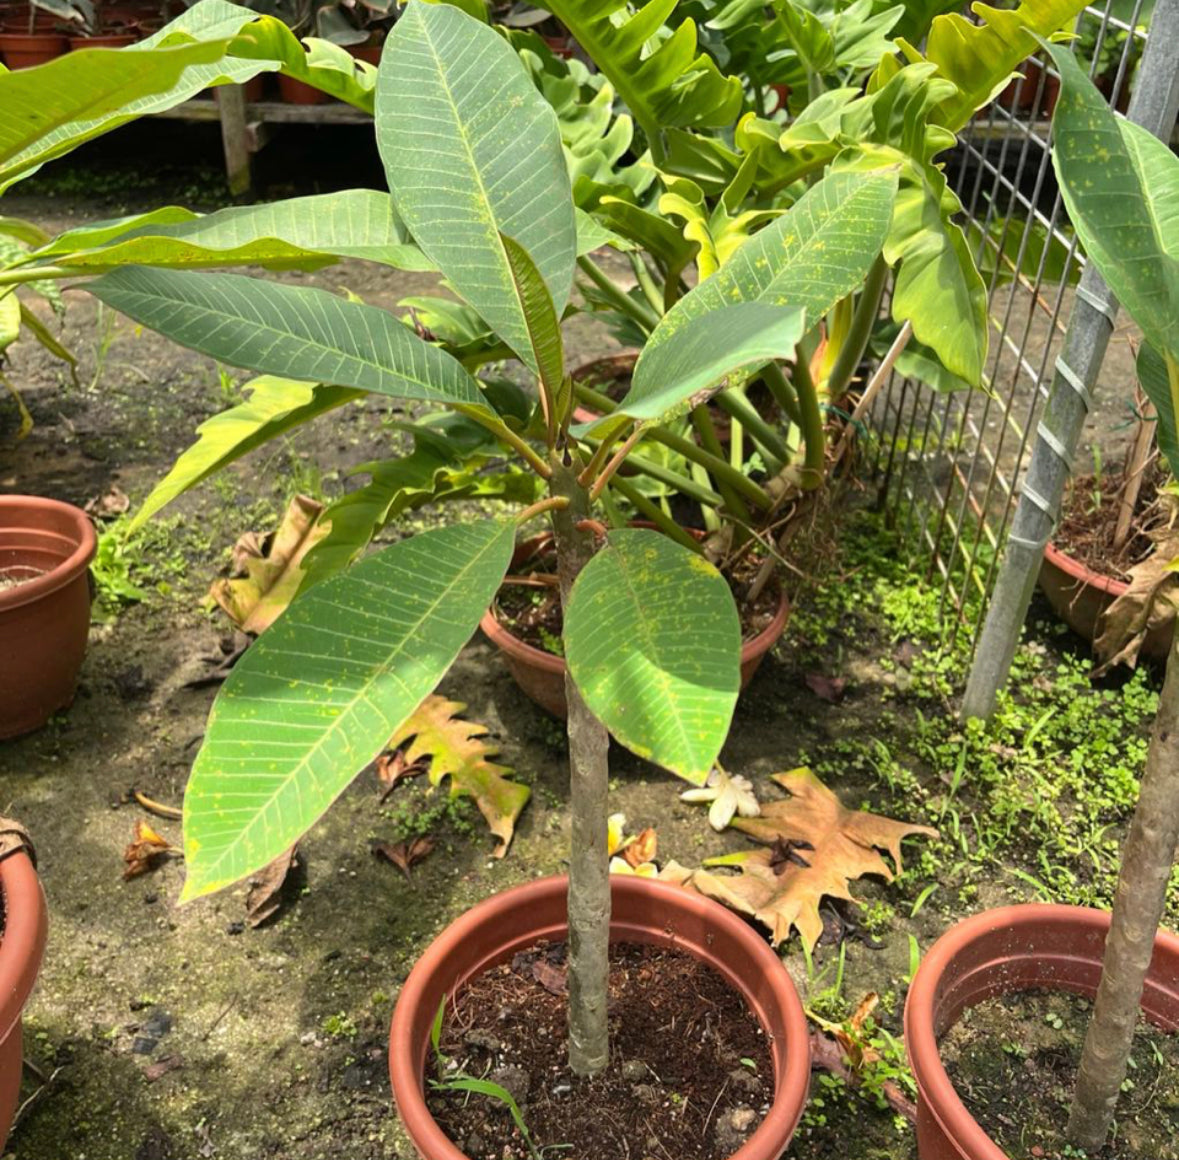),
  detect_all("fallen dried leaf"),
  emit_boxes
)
[131,789,182,821]
[85,485,130,518]
[207,495,329,635]
[123,821,178,880]
[374,749,428,802]
[809,1030,916,1122]
[245,845,300,928]
[663,769,937,949]
[805,673,846,703]
[143,1055,185,1082]
[387,697,530,857]
[624,828,658,869]
[531,959,567,996]
[372,836,436,880]
[1094,527,1179,673]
